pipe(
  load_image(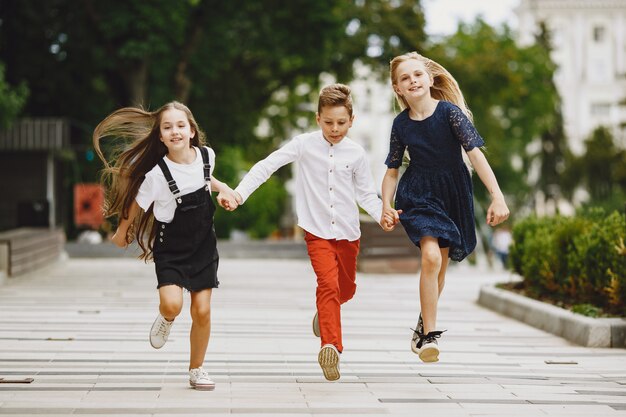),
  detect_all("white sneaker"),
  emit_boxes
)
[149,314,173,349]
[318,344,340,381]
[189,367,215,390]
[312,312,320,337]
